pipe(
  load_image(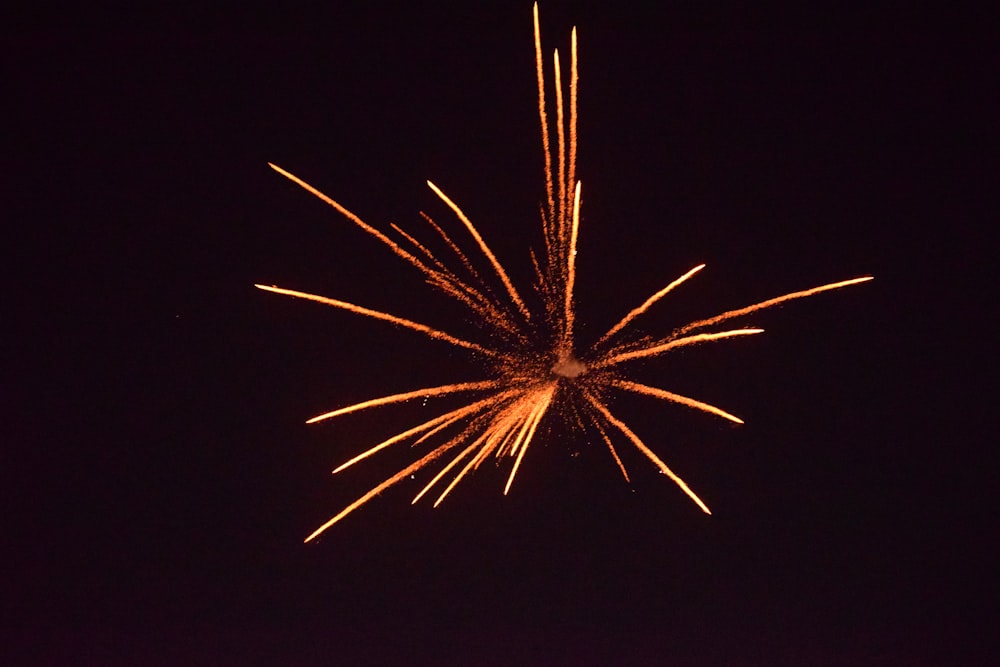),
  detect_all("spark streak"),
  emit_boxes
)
[305,381,498,424]
[597,263,706,345]
[593,329,765,369]
[258,4,872,541]
[254,283,493,354]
